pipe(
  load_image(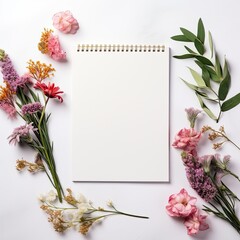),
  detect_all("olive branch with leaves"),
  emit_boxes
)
[172,18,240,122]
